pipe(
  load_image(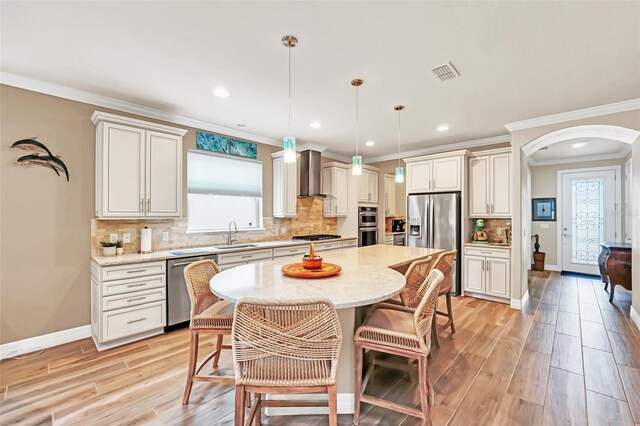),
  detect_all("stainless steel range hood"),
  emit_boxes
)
[298,149,329,199]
